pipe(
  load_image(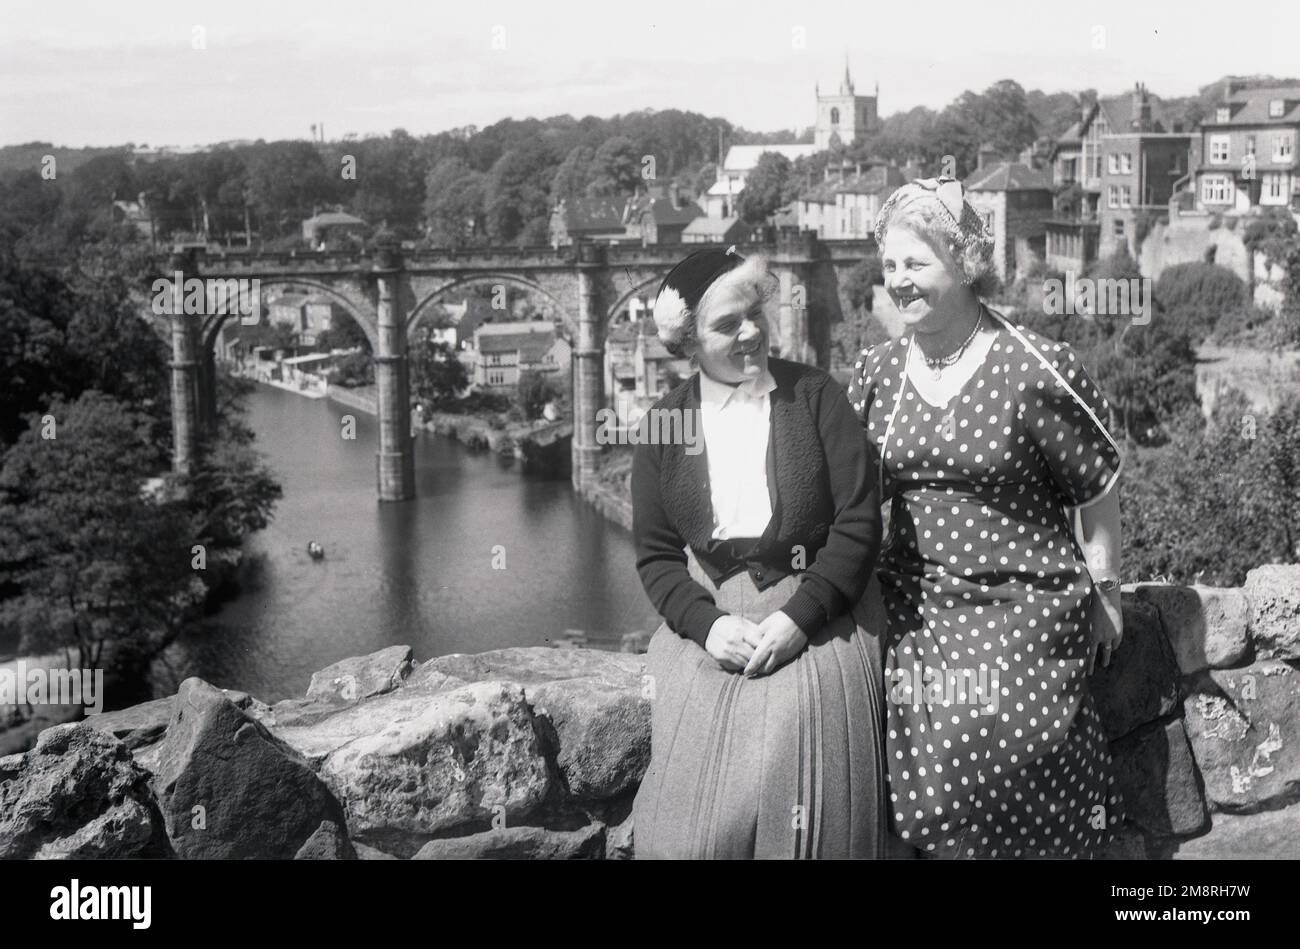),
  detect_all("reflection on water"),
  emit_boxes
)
[166,385,659,702]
